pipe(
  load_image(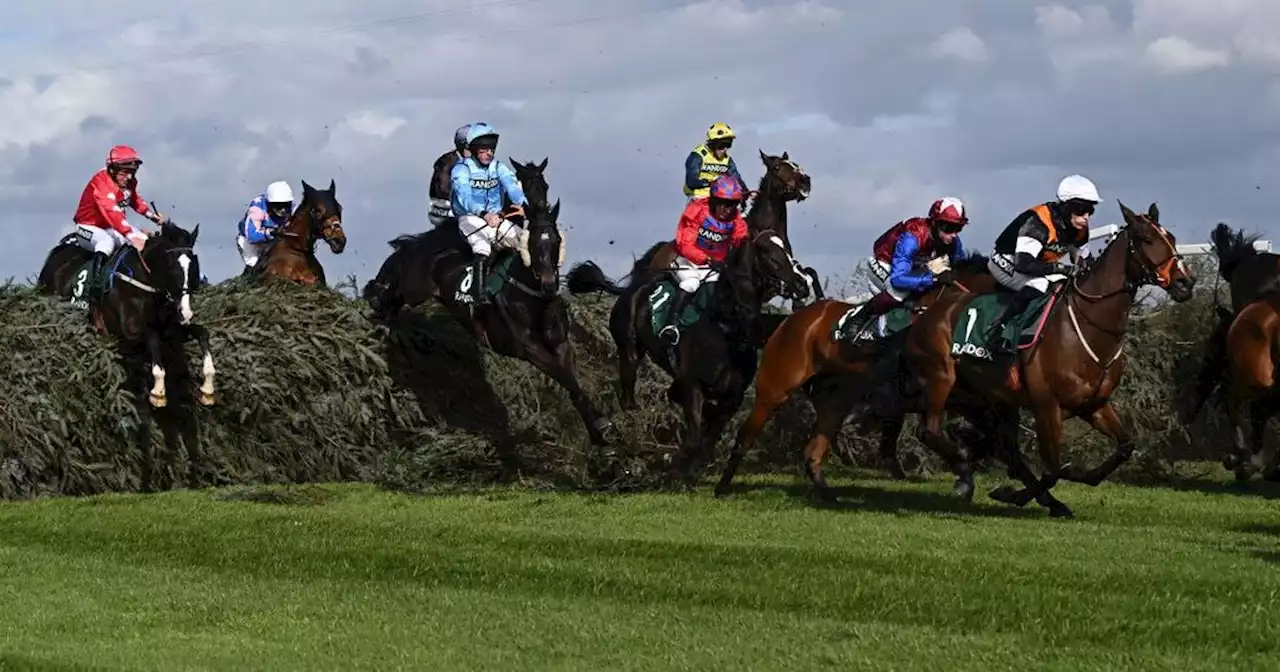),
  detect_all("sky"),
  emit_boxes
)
[2,0,1279,293]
